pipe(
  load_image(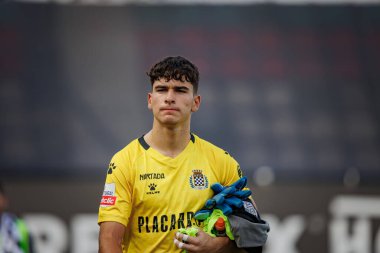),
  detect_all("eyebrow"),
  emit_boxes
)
[175,86,190,91]
[154,85,190,91]
[154,85,168,90]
